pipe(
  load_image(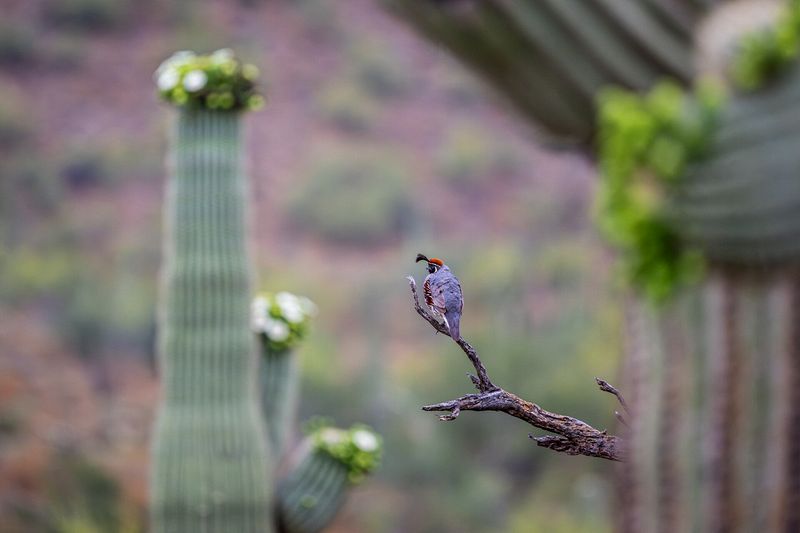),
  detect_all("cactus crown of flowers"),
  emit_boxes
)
[306,419,382,484]
[251,291,317,351]
[154,49,264,112]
